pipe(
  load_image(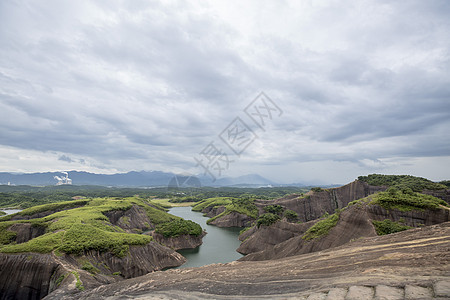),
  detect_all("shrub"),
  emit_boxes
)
[256,213,281,228]
[373,189,448,211]
[302,213,340,240]
[372,219,412,235]
[71,271,84,291]
[358,174,446,191]
[284,209,298,221]
[155,219,203,237]
[263,205,285,215]
[311,187,324,193]
[81,261,100,274]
